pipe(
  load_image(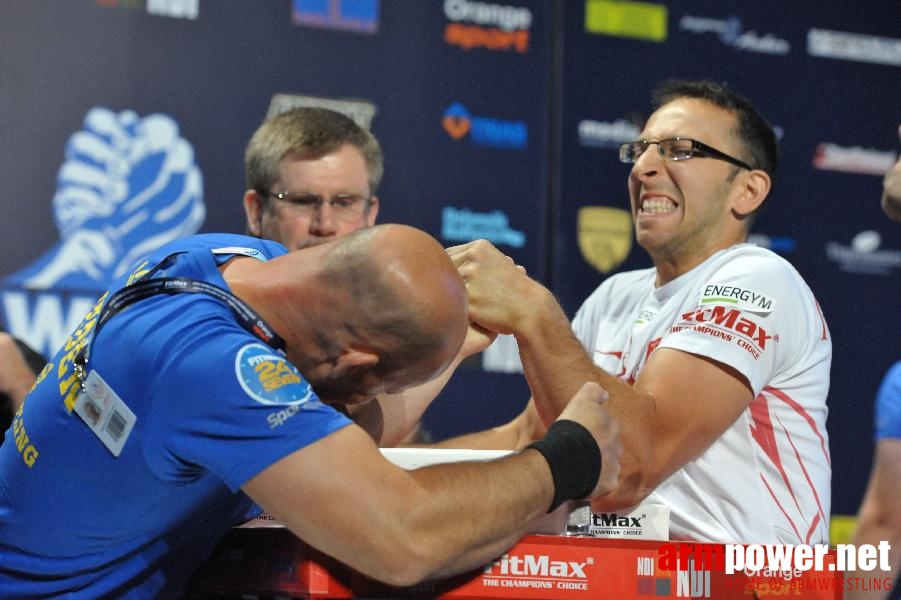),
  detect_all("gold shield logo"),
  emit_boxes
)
[577,206,633,274]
